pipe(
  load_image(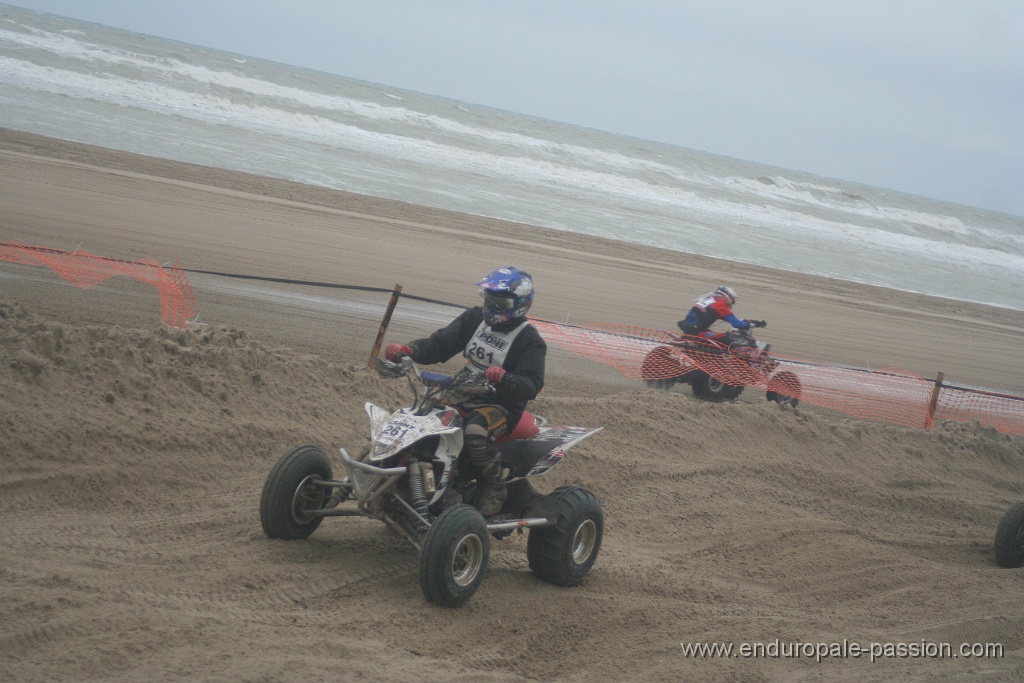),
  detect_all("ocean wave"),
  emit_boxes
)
[1,9,1020,310]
